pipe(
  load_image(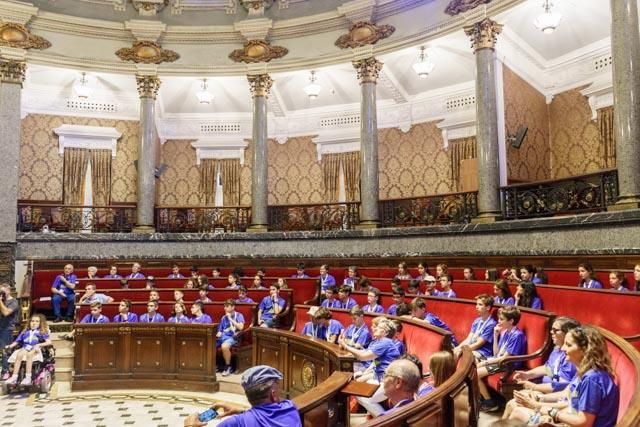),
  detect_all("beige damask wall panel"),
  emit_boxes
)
[19,114,138,203]
[240,142,253,206]
[158,140,201,206]
[267,137,323,205]
[378,122,453,199]
[549,88,604,179]
[502,66,550,182]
